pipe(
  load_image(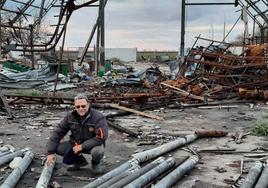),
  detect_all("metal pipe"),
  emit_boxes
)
[97,165,140,188]
[132,134,198,163]
[35,156,56,188]
[255,163,268,188]
[82,158,139,188]
[110,157,165,188]
[0,151,11,157]
[153,155,199,188]
[240,161,263,188]
[0,151,34,188]
[0,148,30,166]
[125,157,176,188]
